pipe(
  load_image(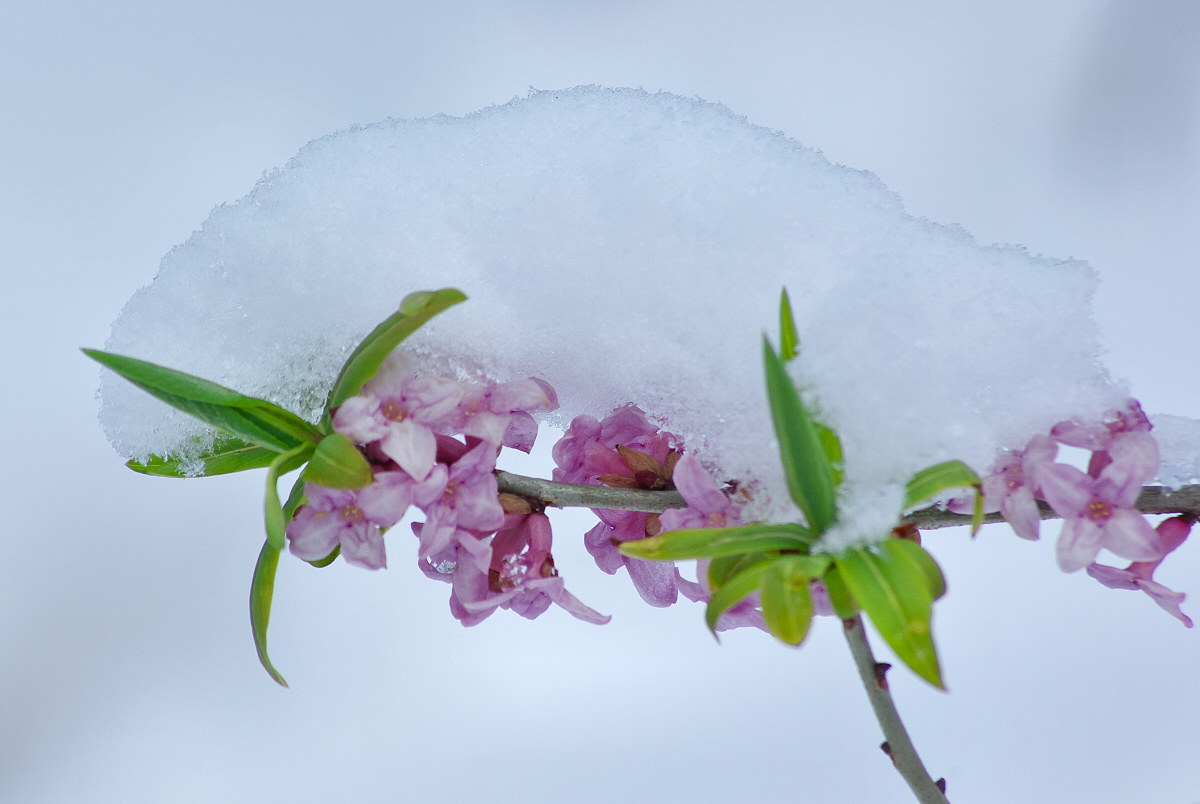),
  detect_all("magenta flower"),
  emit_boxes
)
[1038,458,1164,572]
[286,472,420,570]
[451,512,611,625]
[952,434,1057,541]
[455,377,558,448]
[412,441,506,560]
[333,358,464,481]
[660,453,742,532]
[1087,516,1193,627]
[1051,398,1152,451]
